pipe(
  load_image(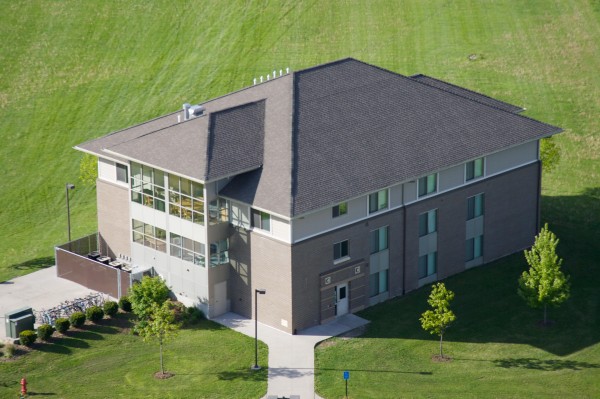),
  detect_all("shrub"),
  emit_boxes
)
[119,296,132,312]
[3,343,15,358]
[19,330,37,347]
[37,324,54,341]
[169,301,186,323]
[55,318,70,334]
[184,306,205,326]
[70,311,86,328]
[86,306,104,323]
[104,301,119,317]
